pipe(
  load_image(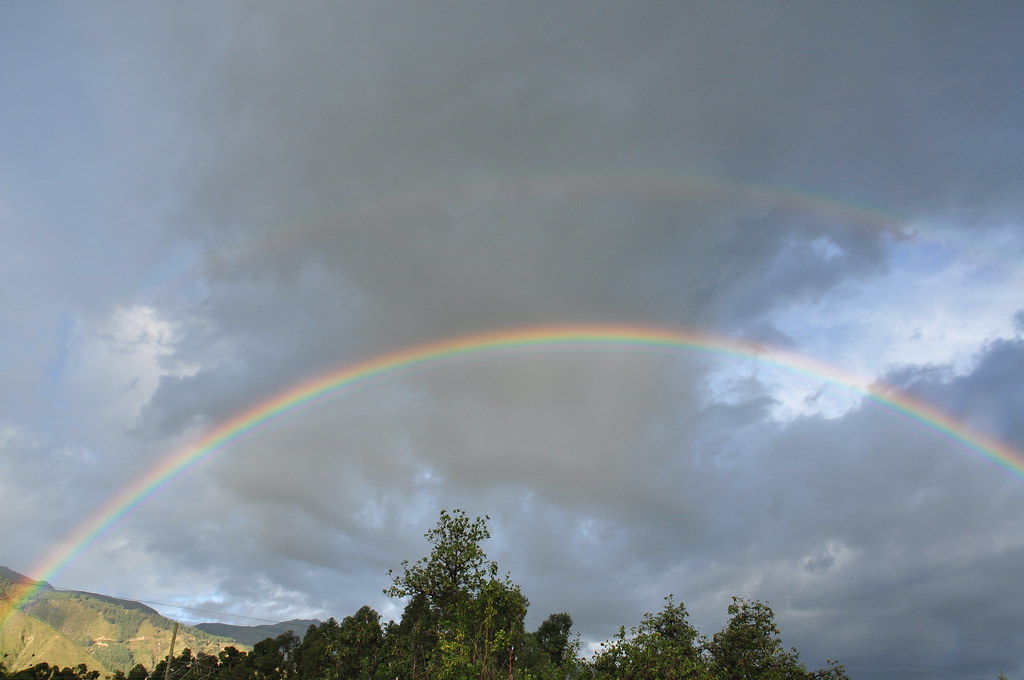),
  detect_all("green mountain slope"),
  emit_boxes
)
[0,569,245,674]
[0,606,106,672]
